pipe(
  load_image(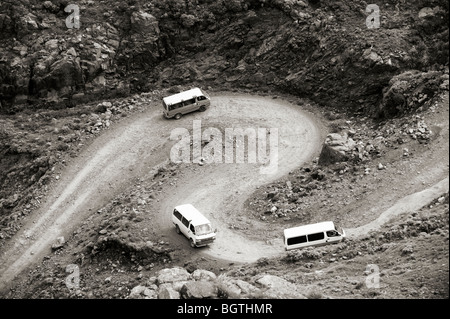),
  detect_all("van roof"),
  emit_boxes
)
[174,204,211,227]
[284,221,335,238]
[163,88,205,106]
